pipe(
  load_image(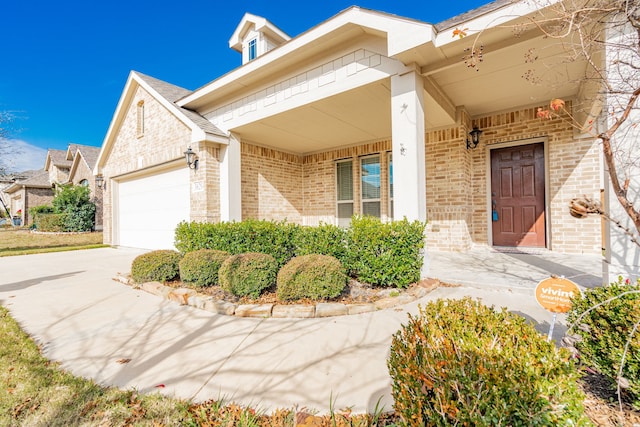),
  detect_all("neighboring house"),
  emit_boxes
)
[0,170,41,219]
[44,149,71,185]
[66,144,103,230]
[3,170,54,225]
[4,144,102,227]
[96,2,624,277]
